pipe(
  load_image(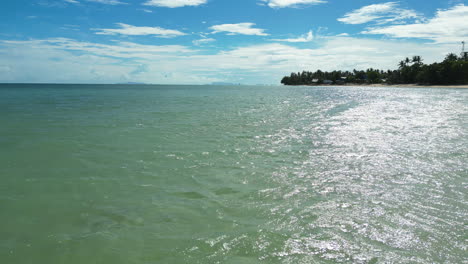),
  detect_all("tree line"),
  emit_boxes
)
[281,53,468,86]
